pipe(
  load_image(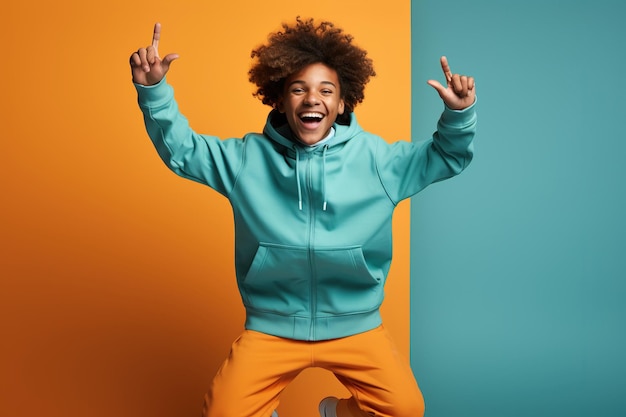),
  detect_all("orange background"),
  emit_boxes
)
[1,1,410,417]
